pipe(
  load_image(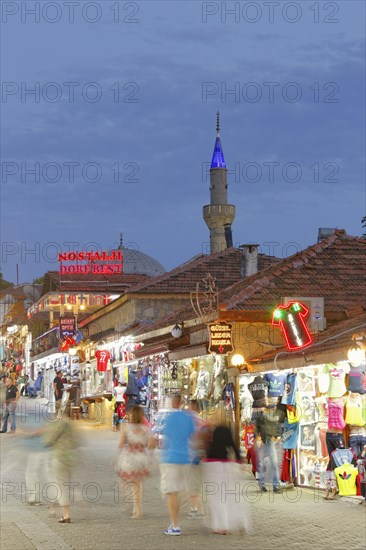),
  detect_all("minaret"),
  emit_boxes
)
[203,112,235,254]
